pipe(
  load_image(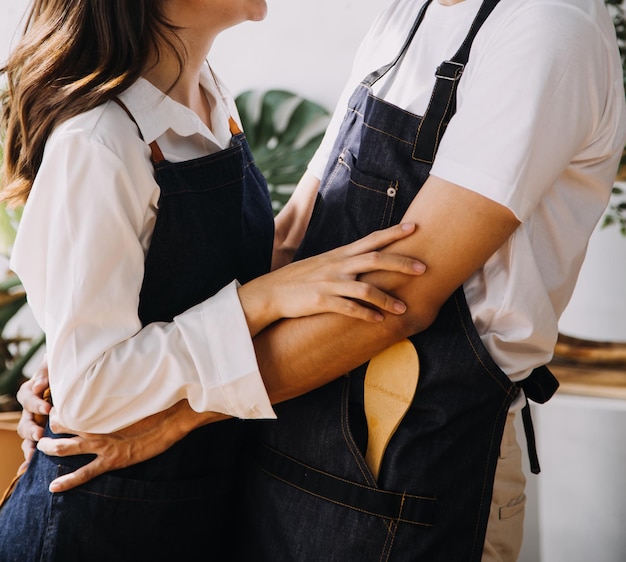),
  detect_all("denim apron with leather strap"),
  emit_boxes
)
[0,101,274,562]
[242,1,557,560]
